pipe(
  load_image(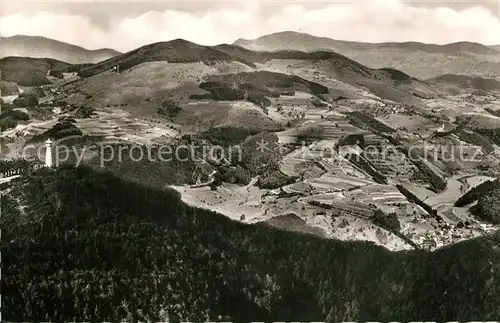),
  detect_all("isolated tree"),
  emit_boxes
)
[13,93,38,109]
[373,209,401,231]
[0,116,17,131]
[75,106,95,118]
[158,100,182,118]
